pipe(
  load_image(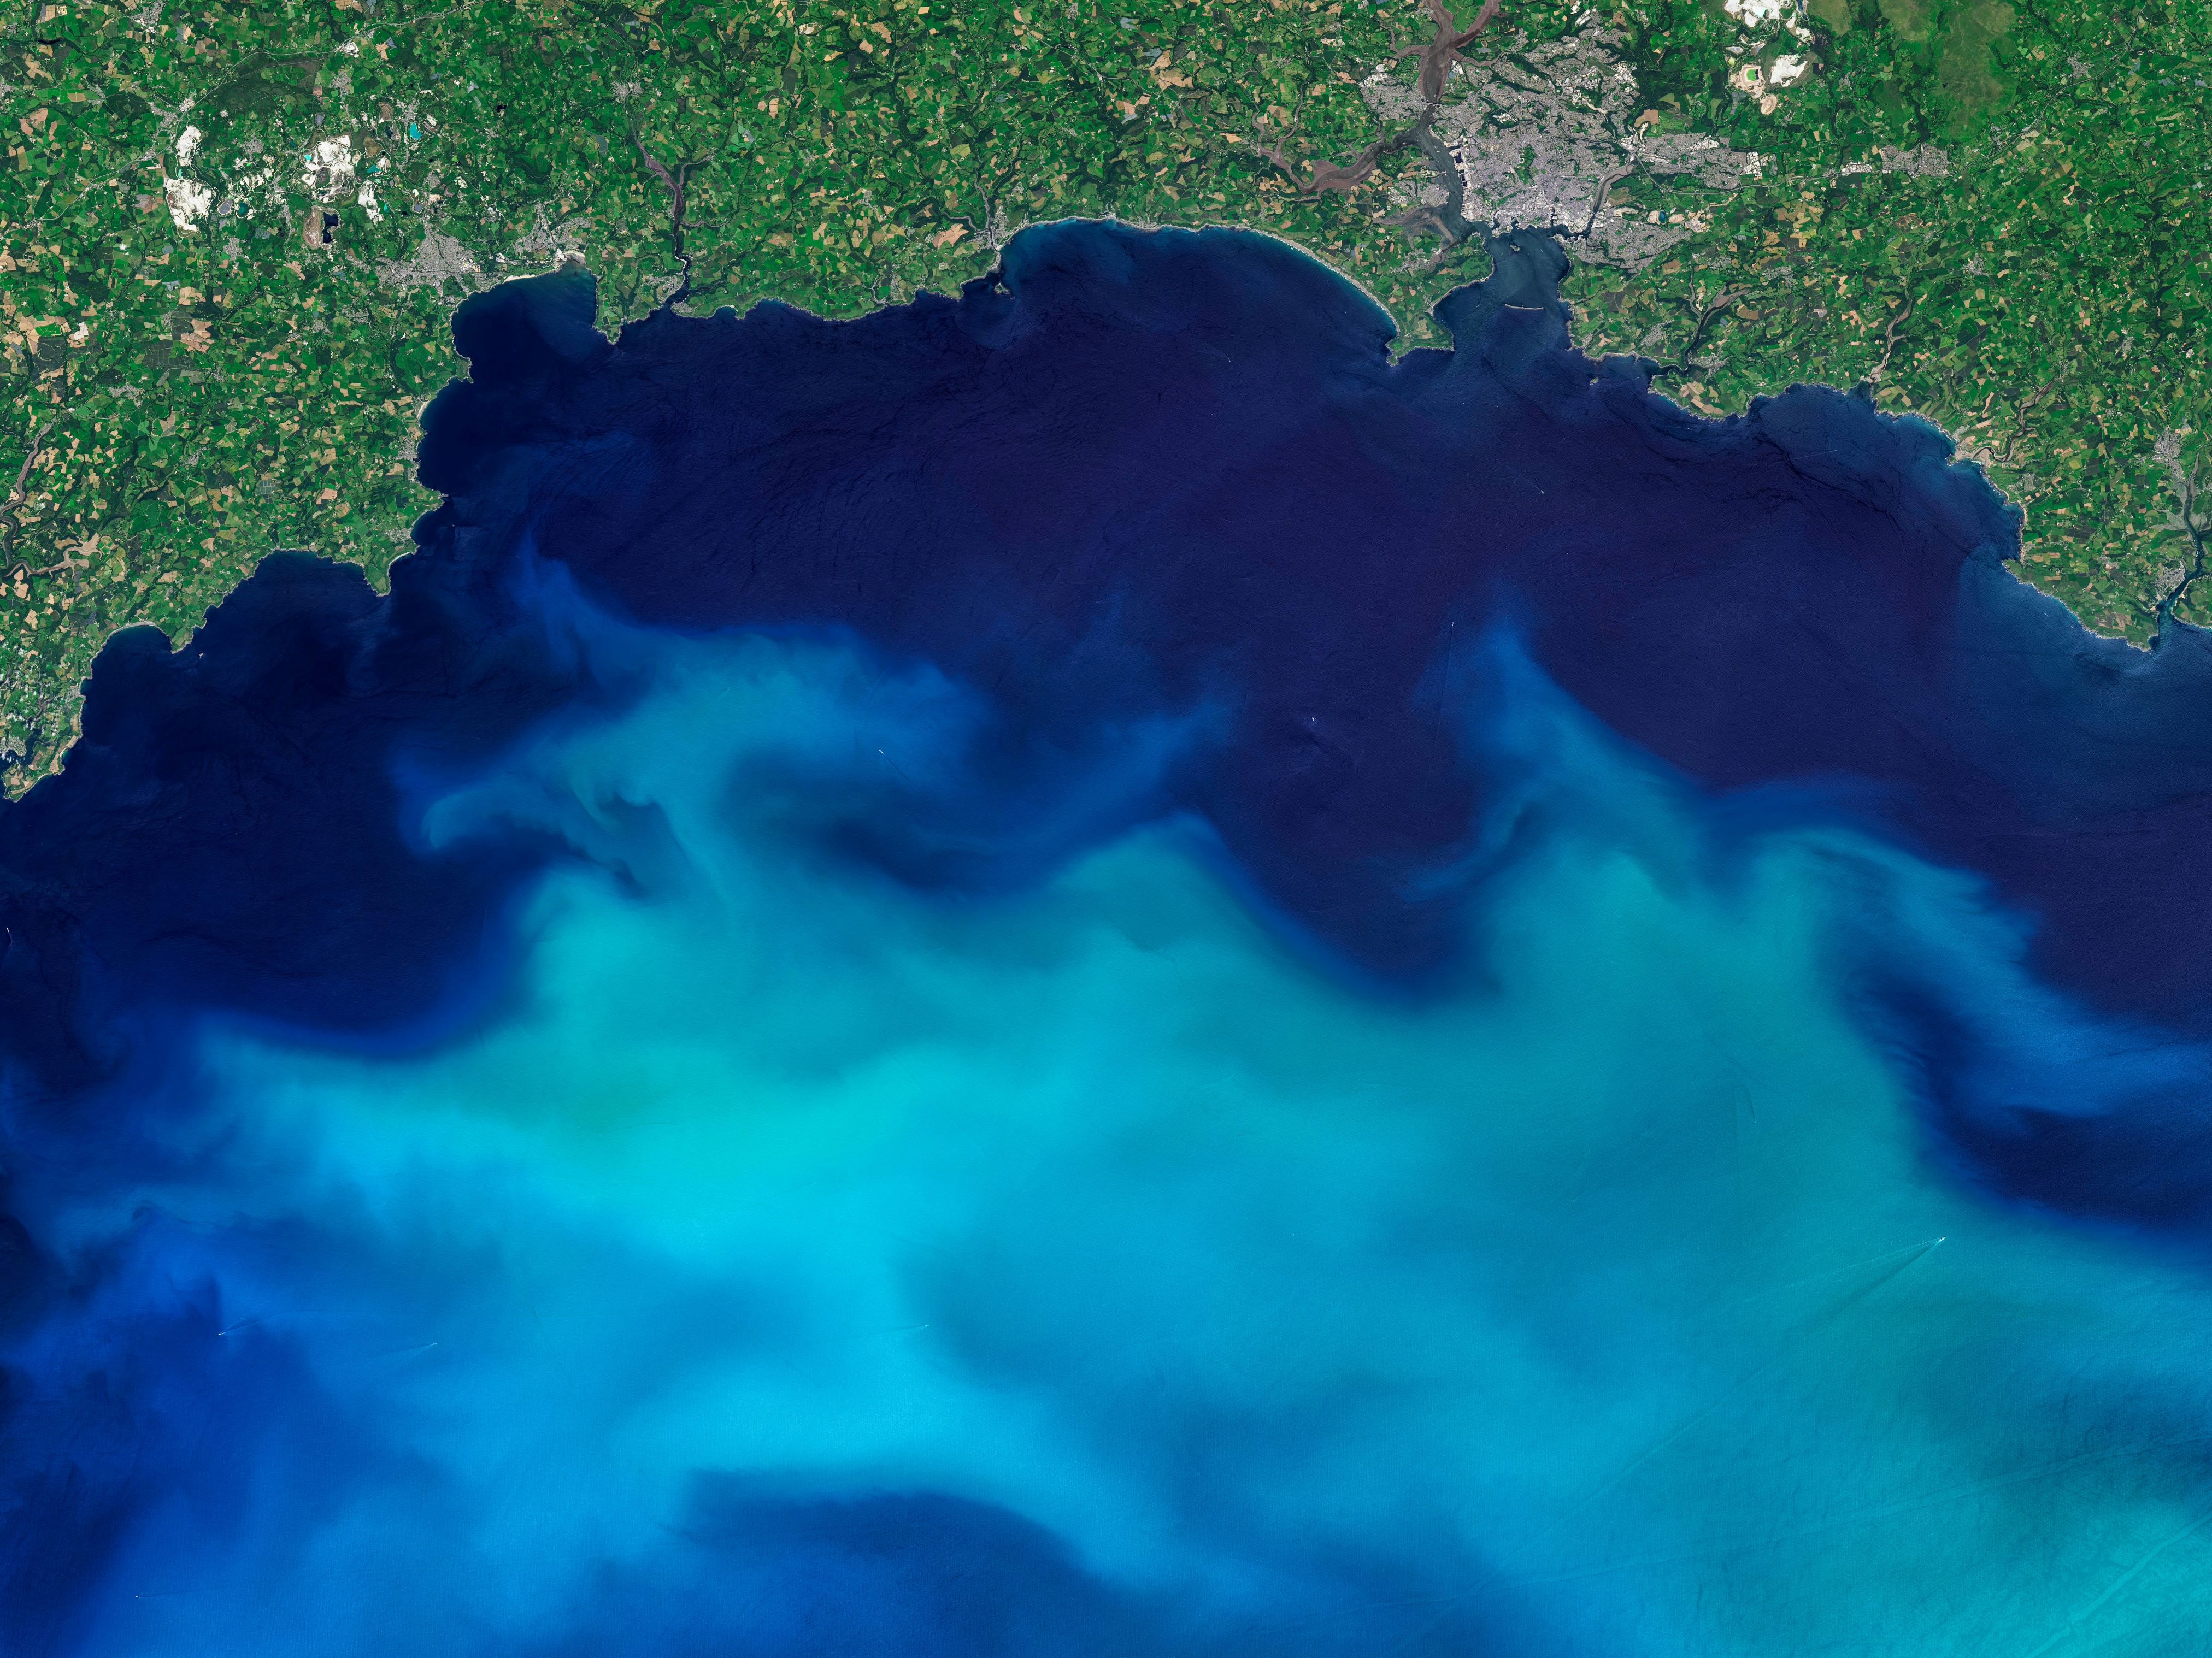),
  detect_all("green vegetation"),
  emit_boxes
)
[0,0,1419,780]
[1569,0,2212,642]
[0,0,2207,783]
